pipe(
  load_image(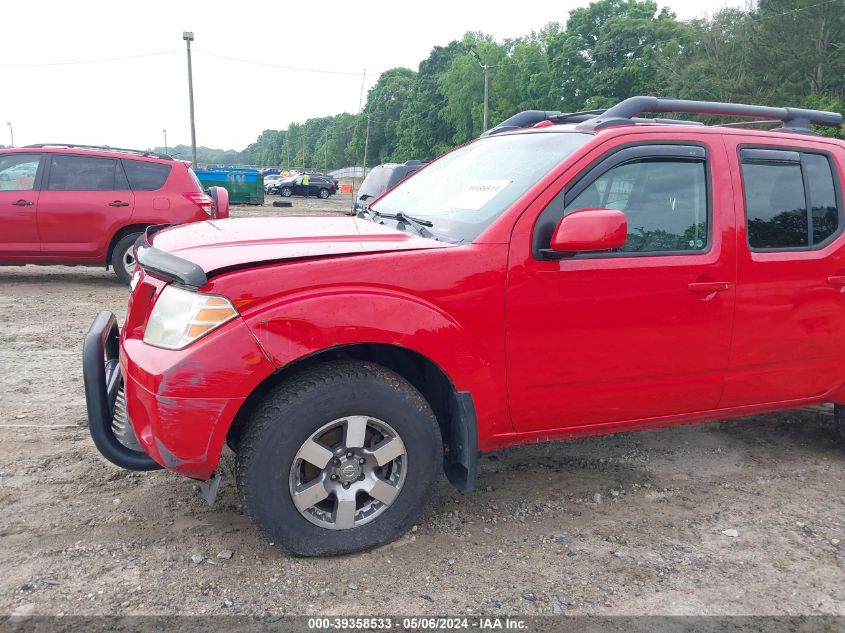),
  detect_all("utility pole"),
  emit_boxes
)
[470,49,489,131]
[482,63,489,131]
[5,122,13,148]
[182,31,197,169]
[362,115,371,175]
[349,70,368,214]
[163,129,168,155]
